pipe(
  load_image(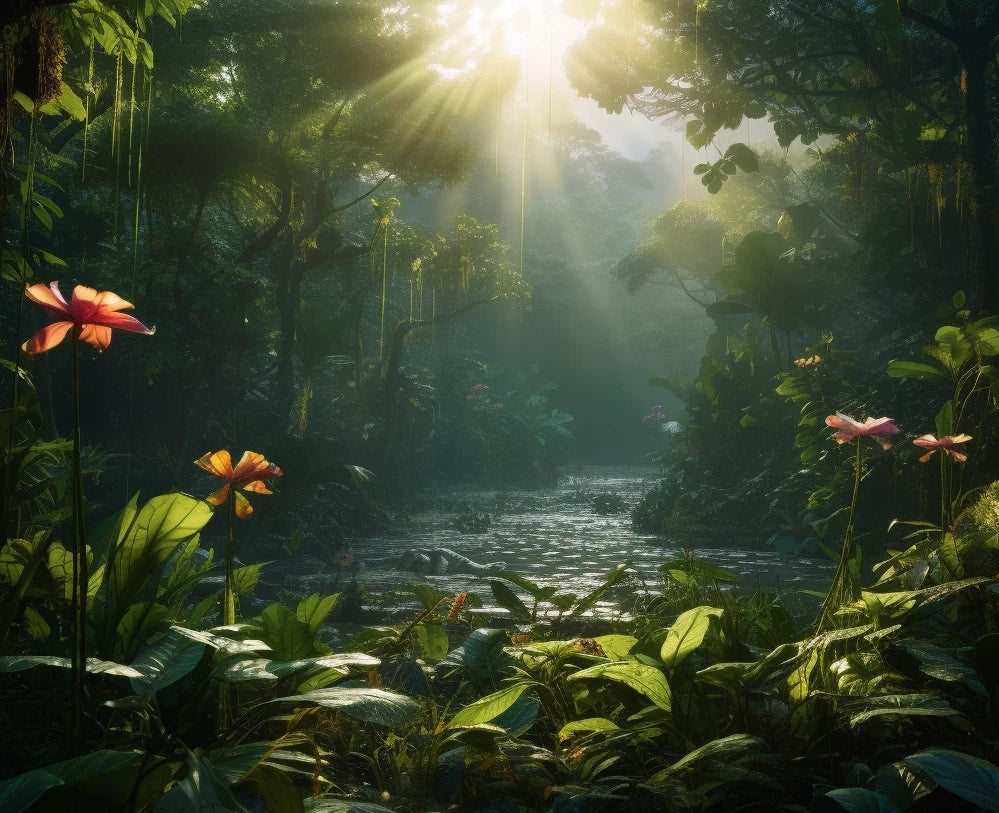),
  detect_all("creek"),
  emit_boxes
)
[254,465,835,629]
